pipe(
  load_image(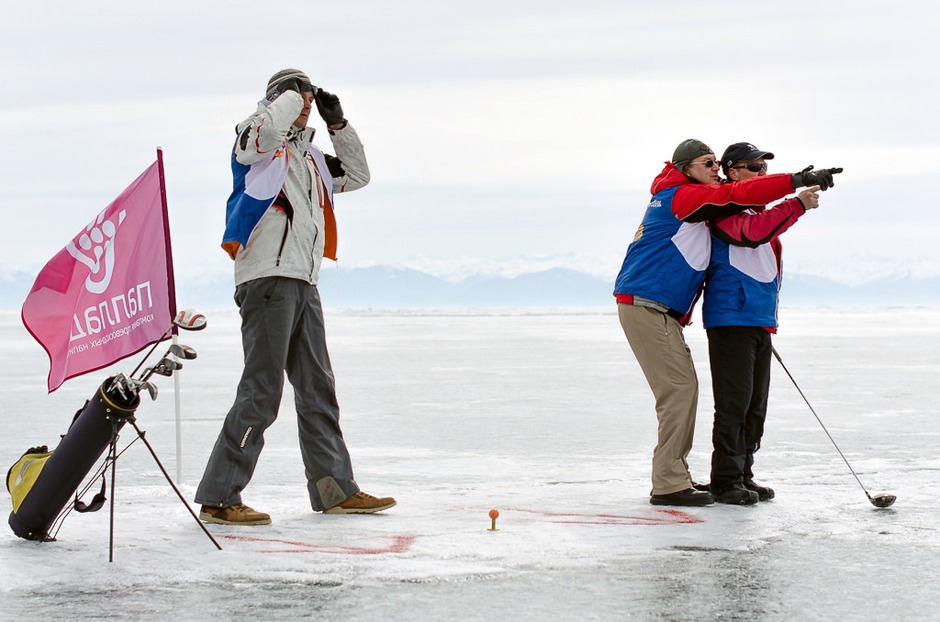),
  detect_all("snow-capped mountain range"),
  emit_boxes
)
[2,254,938,310]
